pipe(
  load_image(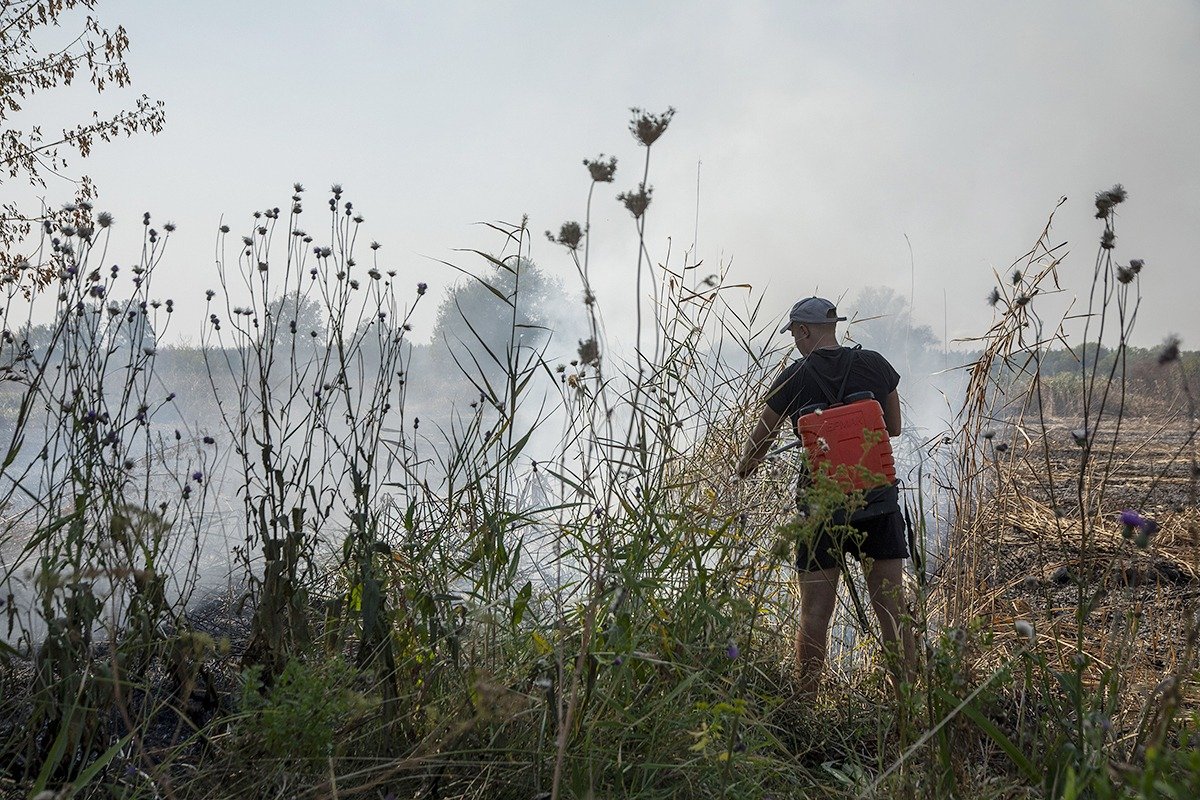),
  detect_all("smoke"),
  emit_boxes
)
[844,285,968,574]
